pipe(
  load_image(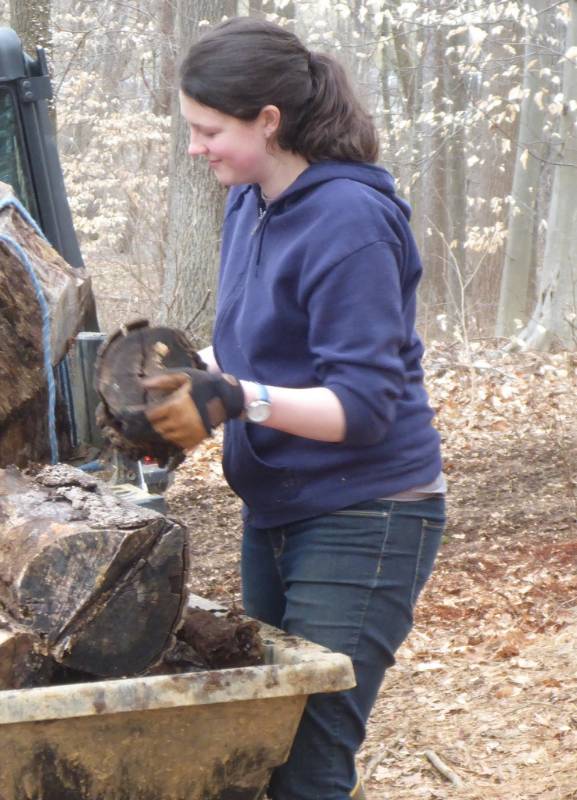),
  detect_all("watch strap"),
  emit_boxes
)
[254,383,270,403]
